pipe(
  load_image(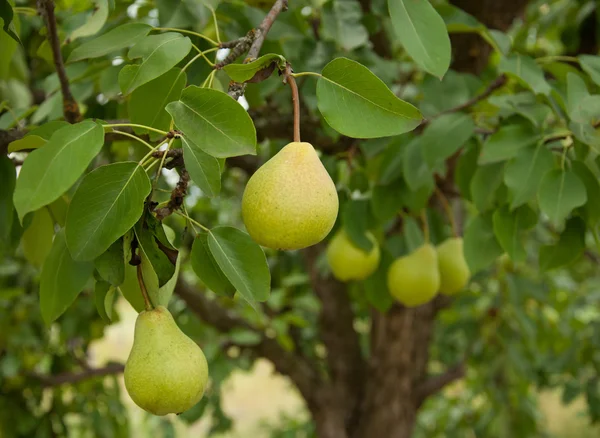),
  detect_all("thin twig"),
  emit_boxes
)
[227,0,289,99]
[33,363,124,387]
[137,264,153,311]
[421,75,507,127]
[415,362,465,407]
[283,63,301,142]
[37,0,81,123]
[435,187,457,237]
